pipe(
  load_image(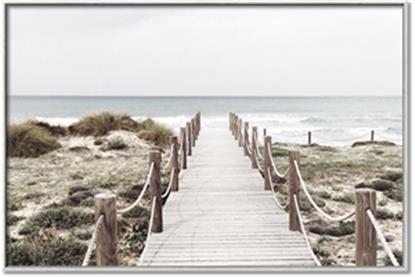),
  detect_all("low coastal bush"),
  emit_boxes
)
[68,112,140,136]
[352,140,396,147]
[27,120,68,136]
[7,236,86,266]
[137,124,173,147]
[19,207,94,235]
[8,122,61,158]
